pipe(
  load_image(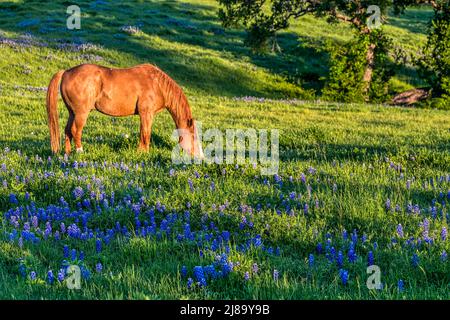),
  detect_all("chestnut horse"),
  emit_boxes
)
[46,63,203,157]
